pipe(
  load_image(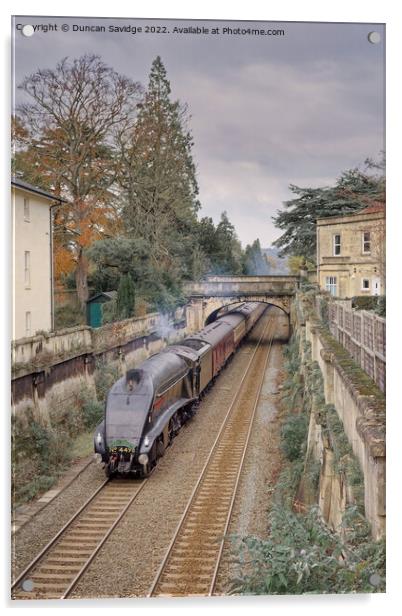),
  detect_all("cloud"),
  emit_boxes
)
[13,17,384,247]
